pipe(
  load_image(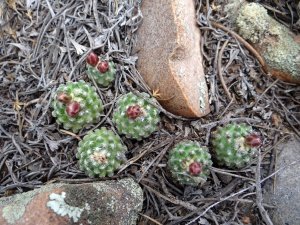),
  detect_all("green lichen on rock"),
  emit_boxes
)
[236,2,300,81]
[263,21,300,80]
[47,192,89,223]
[52,81,103,133]
[0,183,64,224]
[1,196,32,224]
[76,127,127,177]
[168,140,212,186]
[236,3,270,43]
[112,92,160,140]
[212,123,261,168]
